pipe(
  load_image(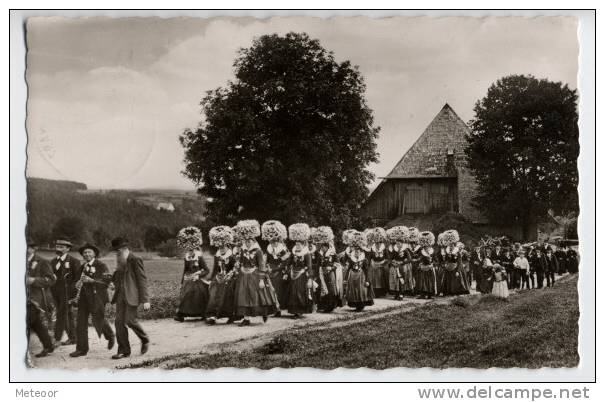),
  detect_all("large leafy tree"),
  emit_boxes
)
[466,75,579,239]
[180,33,379,230]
